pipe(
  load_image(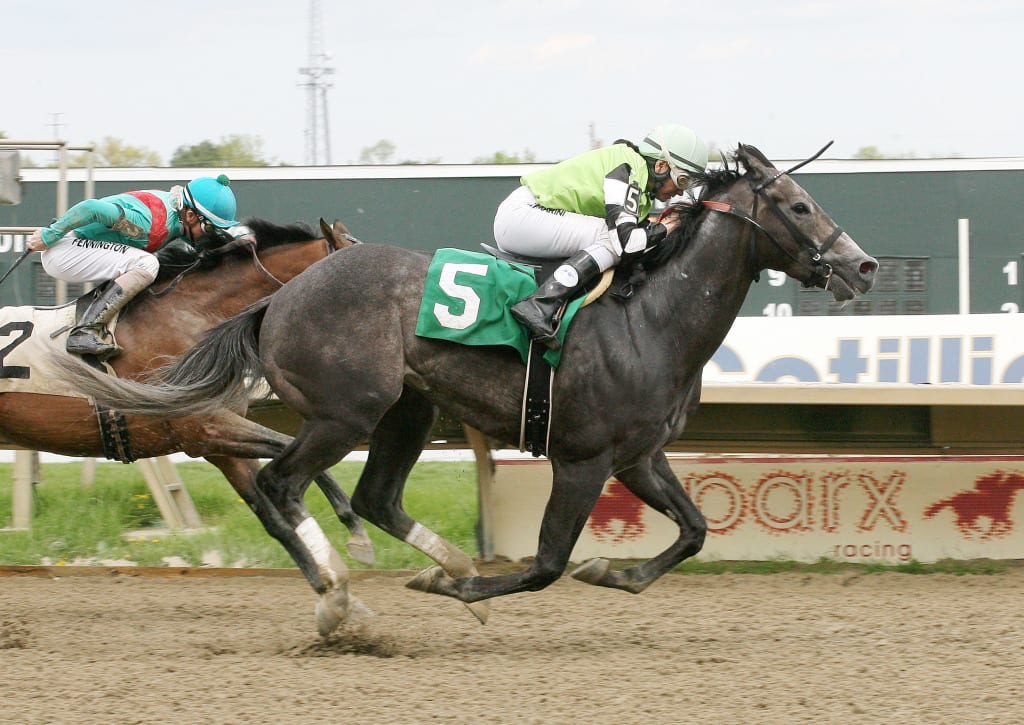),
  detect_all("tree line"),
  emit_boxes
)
[1,130,927,167]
